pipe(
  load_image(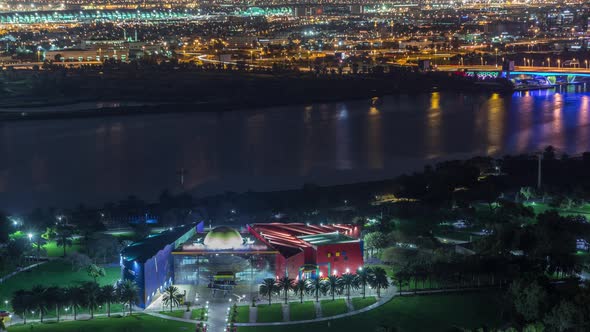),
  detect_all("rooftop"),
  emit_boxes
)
[121,224,194,263]
[298,232,358,245]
